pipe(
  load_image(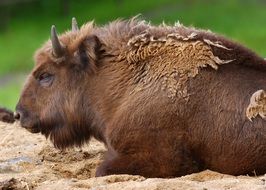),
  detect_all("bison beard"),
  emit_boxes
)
[39,111,91,149]
[15,17,266,178]
[38,98,101,149]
